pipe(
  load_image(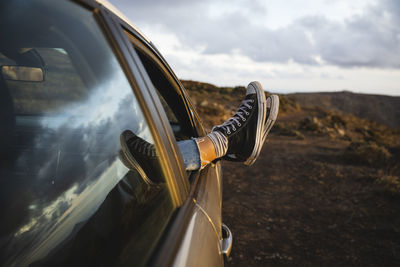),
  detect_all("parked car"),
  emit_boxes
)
[0,0,232,266]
